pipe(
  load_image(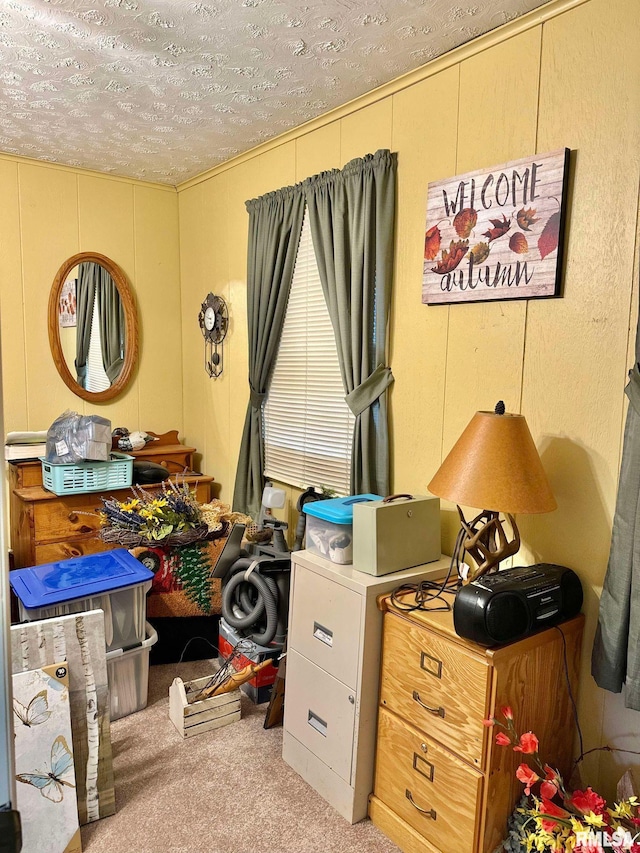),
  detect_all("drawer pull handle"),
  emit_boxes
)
[313,622,333,647]
[405,789,436,819]
[413,690,445,718]
[420,651,443,679]
[308,710,327,737]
